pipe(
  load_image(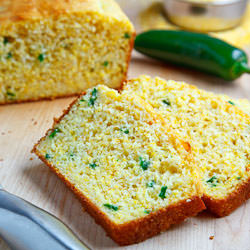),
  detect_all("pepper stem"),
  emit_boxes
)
[240,62,250,73]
